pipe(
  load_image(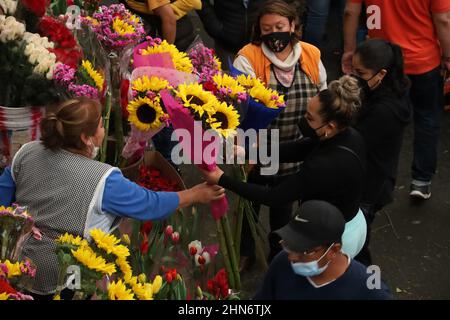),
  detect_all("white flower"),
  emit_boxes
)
[194,251,211,266]
[188,240,202,255]
[0,0,18,15]
[0,15,25,42]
